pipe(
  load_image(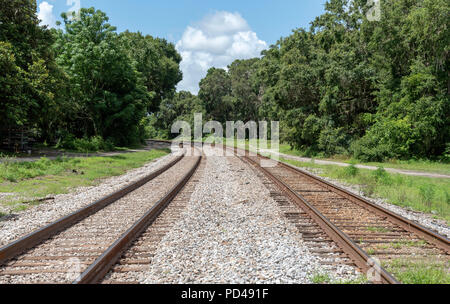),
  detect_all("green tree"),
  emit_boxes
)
[228,58,262,122]
[0,0,63,137]
[153,91,205,139]
[54,8,151,145]
[119,31,182,112]
[198,68,232,123]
